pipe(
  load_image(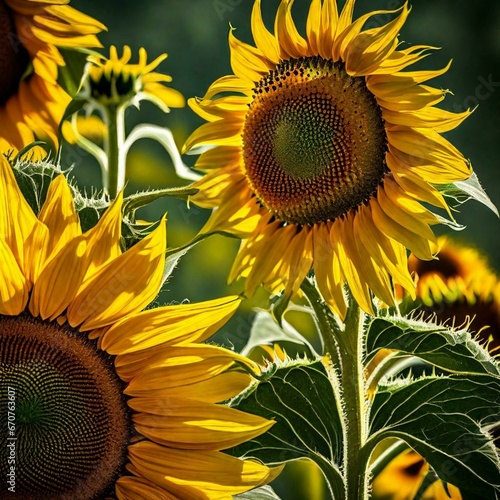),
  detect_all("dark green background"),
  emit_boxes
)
[67,1,499,498]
